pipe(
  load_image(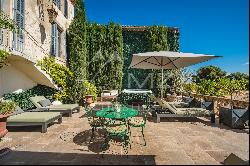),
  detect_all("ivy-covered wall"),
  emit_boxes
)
[86,22,123,94]
[122,26,180,97]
